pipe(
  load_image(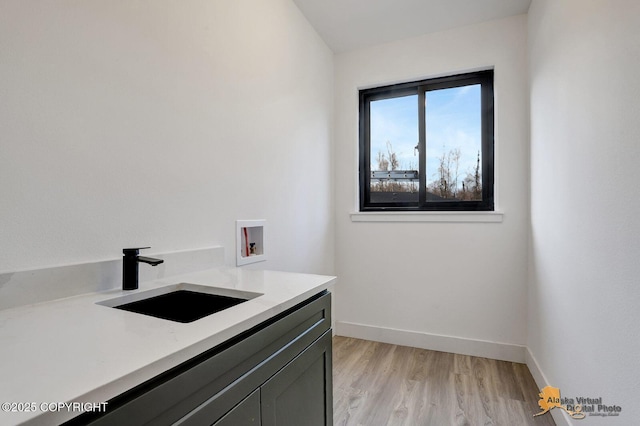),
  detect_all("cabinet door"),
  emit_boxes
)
[261,331,333,426]
[213,389,260,426]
